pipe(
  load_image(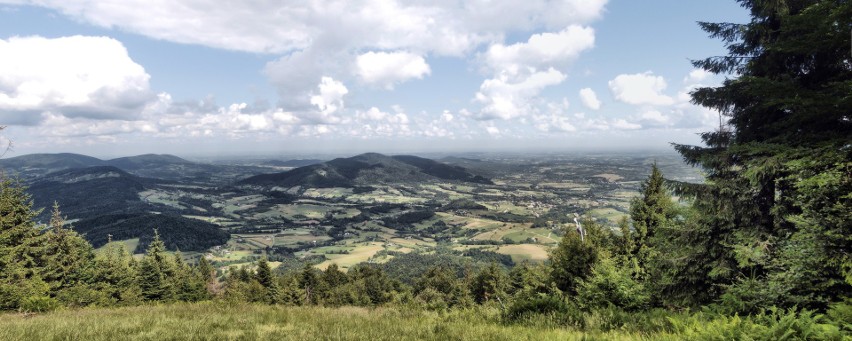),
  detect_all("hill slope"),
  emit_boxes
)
[72,213,230,252]
[240,153,492,188]
[0,153,105,179]
[27,166,153,220]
